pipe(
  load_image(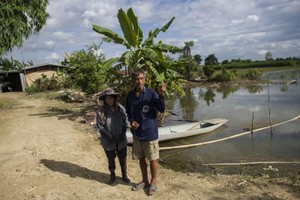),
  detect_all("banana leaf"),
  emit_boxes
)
[127,8,143,46]
[117,8,137,47]
[92,24,129,48]
[143,17,175,47]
